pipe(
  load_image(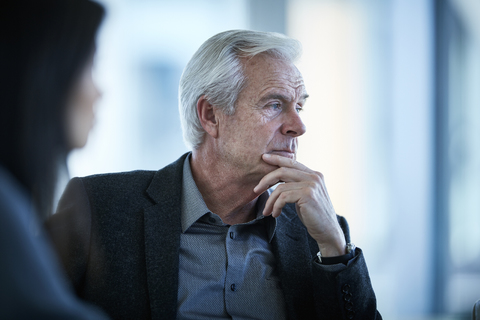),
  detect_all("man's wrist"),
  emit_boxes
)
[316,236,348,258]
[316,243,356,264]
